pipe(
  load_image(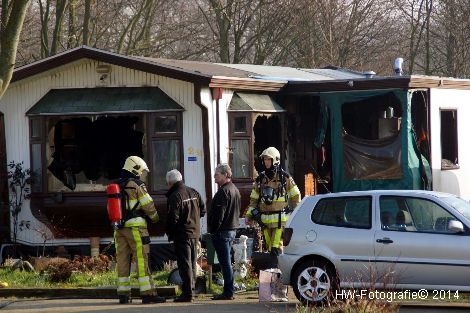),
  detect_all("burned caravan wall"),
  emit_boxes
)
[0,59,205,245]
[281,95,332,196]
[319,89,431,192]
[429,88,470,199]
